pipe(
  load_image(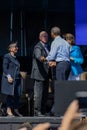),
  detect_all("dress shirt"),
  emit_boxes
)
[46,36,70,62]
[41,41,49,55]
